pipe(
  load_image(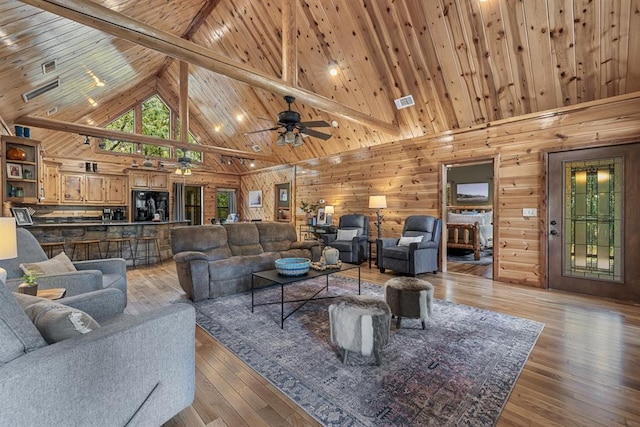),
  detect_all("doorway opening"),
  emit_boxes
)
[442,160,495,279]
[184,186,202,226]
